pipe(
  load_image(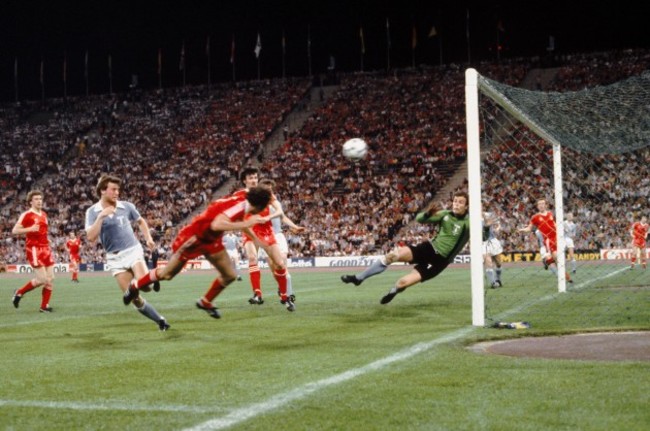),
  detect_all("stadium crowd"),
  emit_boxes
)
[1,49,648,267]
